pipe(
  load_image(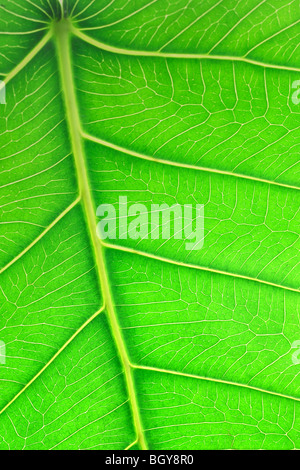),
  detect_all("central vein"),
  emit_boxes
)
[54,18,147,450]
